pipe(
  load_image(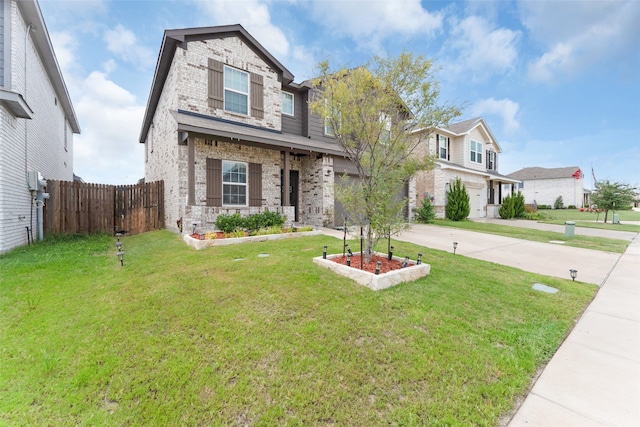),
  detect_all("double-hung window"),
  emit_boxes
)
[222,160,247,206]
[470,140,483,164]
[282,91,294,116]
[224,66,249,115]
[438,135,448,160]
